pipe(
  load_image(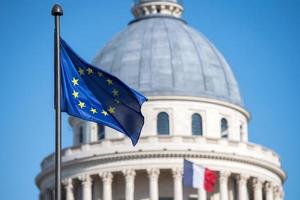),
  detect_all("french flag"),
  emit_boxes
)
[183,159,217,192]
